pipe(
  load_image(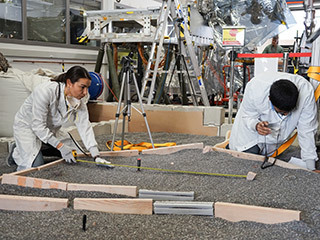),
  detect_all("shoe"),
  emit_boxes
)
[6,143,17,167]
